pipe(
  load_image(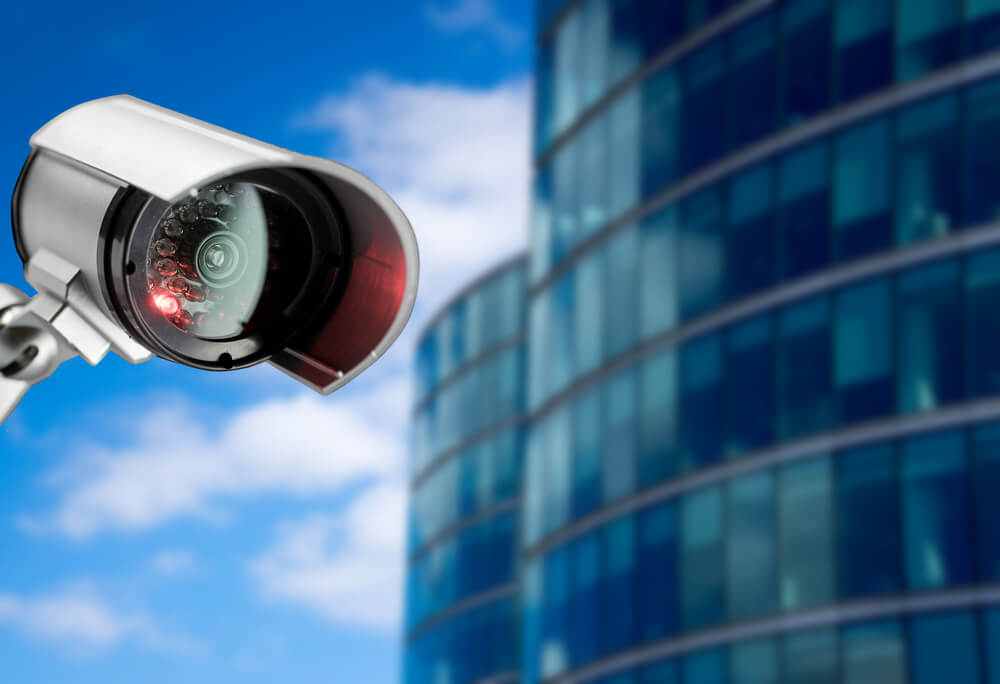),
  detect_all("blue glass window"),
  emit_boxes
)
[610,90,642,219]
[902,430,973,590]
[609,0,642,84]
[895,93,961,244]
[681,42,726,175]
[972,423,1000,581]
[835,0,891,102]
[834,278,892,425]
[726,472,777,620]
[579,116,608,238]
[730,639,778,684]
[523,561,543,682]
[535,40,556,156]
[842,619,905,684]
[640,0,684,59]
[532,168,554,282]
[642,67,680,197]
[686,0,730,31]
[834,117,891,260]
[968,0,1000,55]
[681,487,724,631]
[778,296,831,440]
[603,369,637,503]
[730,12,776,149]
[987,608,1000,684]
[638,502,677,643]
[964,78,1000,227]
[783,628,838,684]
[579,0,609,110]
[602,516,636,655]
[553,136,579,263]
[542,546,571,678]
[725,315,774,457]
[836,443,901,598]
[524,426,545,546]
[910,611,981,684]
[779,455,834,610]
[682,648,725,684]
[554,8,581,134]
[897,0,961,82]
[549,273,575,397]
[679,185,725,320]
[575,250,605,376]
[966,248,1000,398]
[639,206,678,340]
[605,227,639,359]
[638,348,678,488]
[680,334,722,471]
[639,659,678,684]
[779,141,830,280]
[573,387,603,518]
[727,163,775,300]
[897,259,963,414]
[781,0,831,125]
[543,408,572,539]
